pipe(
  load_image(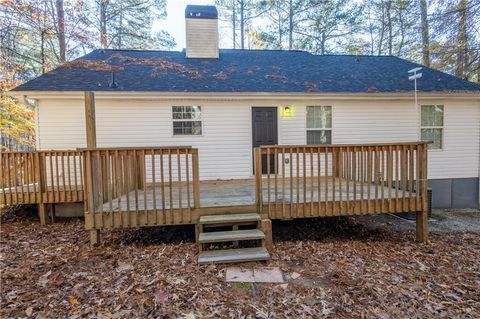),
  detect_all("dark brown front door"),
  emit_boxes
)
[252,107,278,174]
